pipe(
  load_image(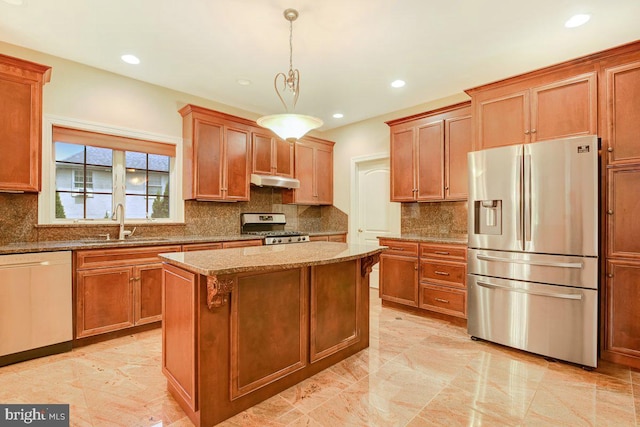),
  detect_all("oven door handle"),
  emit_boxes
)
[476,281,583,300]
